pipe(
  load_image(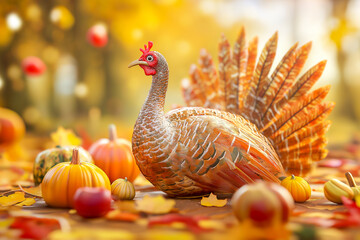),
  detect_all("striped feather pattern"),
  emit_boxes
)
[180,28,333,176]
